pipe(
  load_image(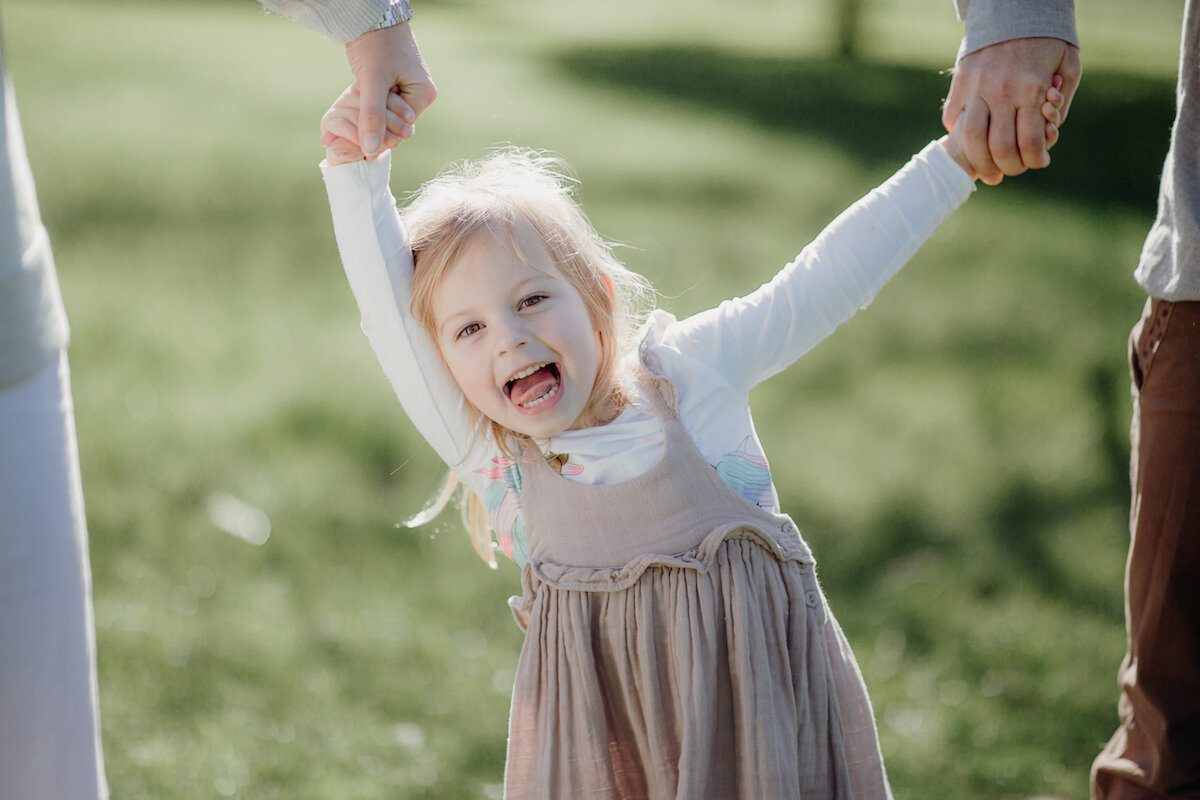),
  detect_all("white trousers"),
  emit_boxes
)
[0,351,107,799]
